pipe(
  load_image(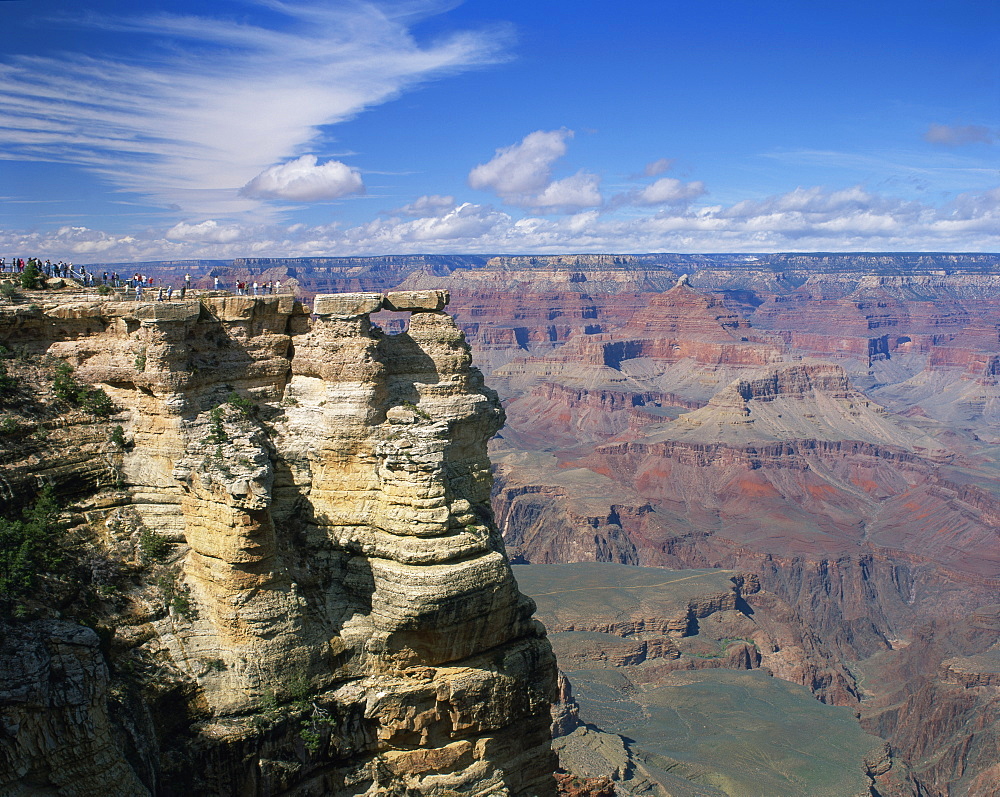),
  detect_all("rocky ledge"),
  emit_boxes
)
[0,290,557,796]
